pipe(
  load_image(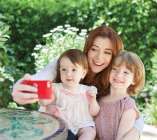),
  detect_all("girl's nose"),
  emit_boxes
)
[116,70,123,78]
[66,70,72,76]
